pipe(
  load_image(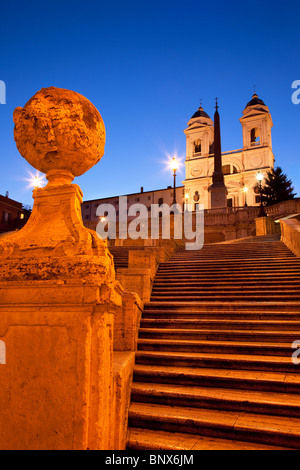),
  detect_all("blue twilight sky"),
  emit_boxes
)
[0,0,299,206]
